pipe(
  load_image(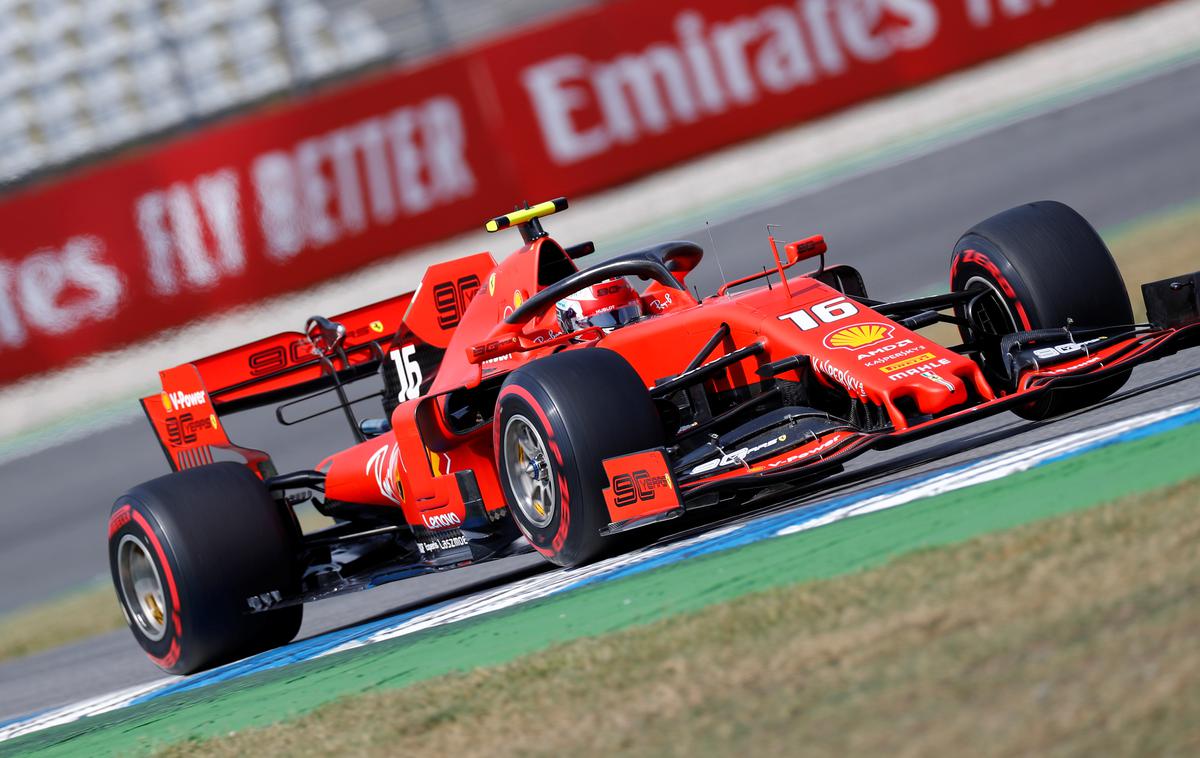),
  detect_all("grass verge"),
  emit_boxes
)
[1107,197,1200,323]
[160,476,1200,757]
[0,583,124,663]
